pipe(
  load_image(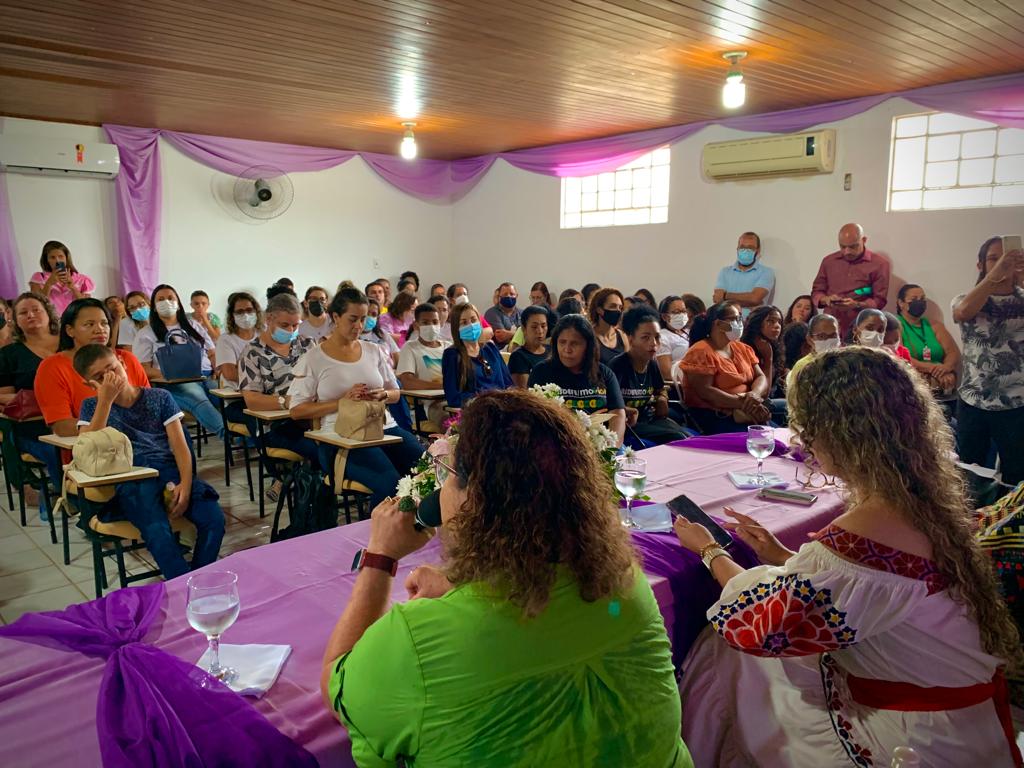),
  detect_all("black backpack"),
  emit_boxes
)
[273,464,337,541]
